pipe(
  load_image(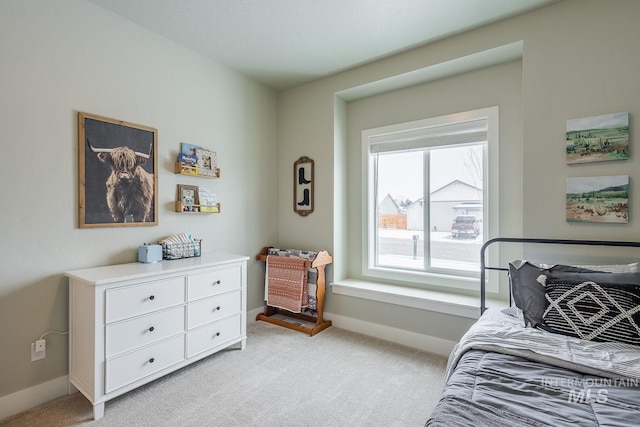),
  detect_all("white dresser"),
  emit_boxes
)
[65,253,249,420]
